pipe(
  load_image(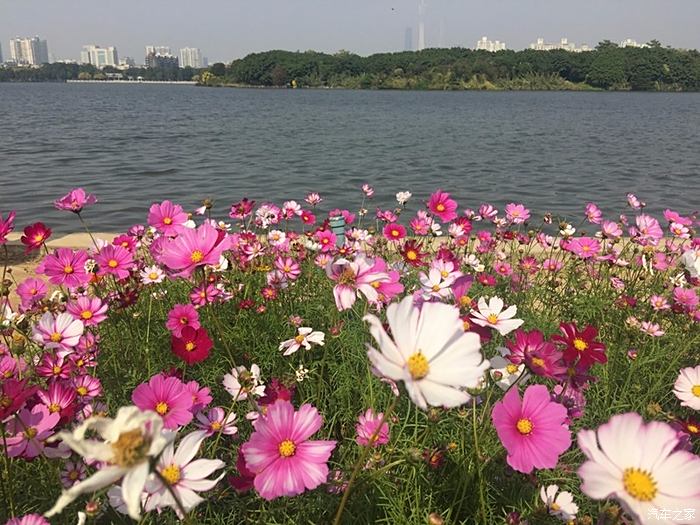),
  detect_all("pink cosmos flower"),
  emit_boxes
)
[664,209,693,226]
[60,460,87,488]
[241,400,336,500]
[37,381,77,424]
[6,404,60,458]
[229,198,255,219]
[161,222,231,278]
[600,220,623,239]
[542,258,563,272]
[504,203,530,224]
[185,380,213,413]
[66,296,108,326]
[16,277,48,310]
[73,374,102,401]
[630,214,663,246]
[20,221,51,253]
[275,256,301,281]
[329,209,356,226]
[361,184,374,197]
[31,312,84,354]
[584,203,602,224]
[506,329,566,379]
[315,229,337,253]
[300,209,316,224]
[427,190,458,223]
[383,223,406,242]
[568,237,601,259]
[640,321,665,337]
[491,385,571,474]
[166,303,201,337]
[54,188,97,213]
[326,255,392,311]
[626,193,644,209]
[95,244,134,280]
[649,295,670,311]
[148,200,189,236]
[196,407,238,436]
[132,374,194,429]
[355,408,390,447]
[5,514,50,525]
[673,287,698,312]
[305,193,322,206]
[35,352,74,380]
[37,248,90,289]
[410,211,432,236]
